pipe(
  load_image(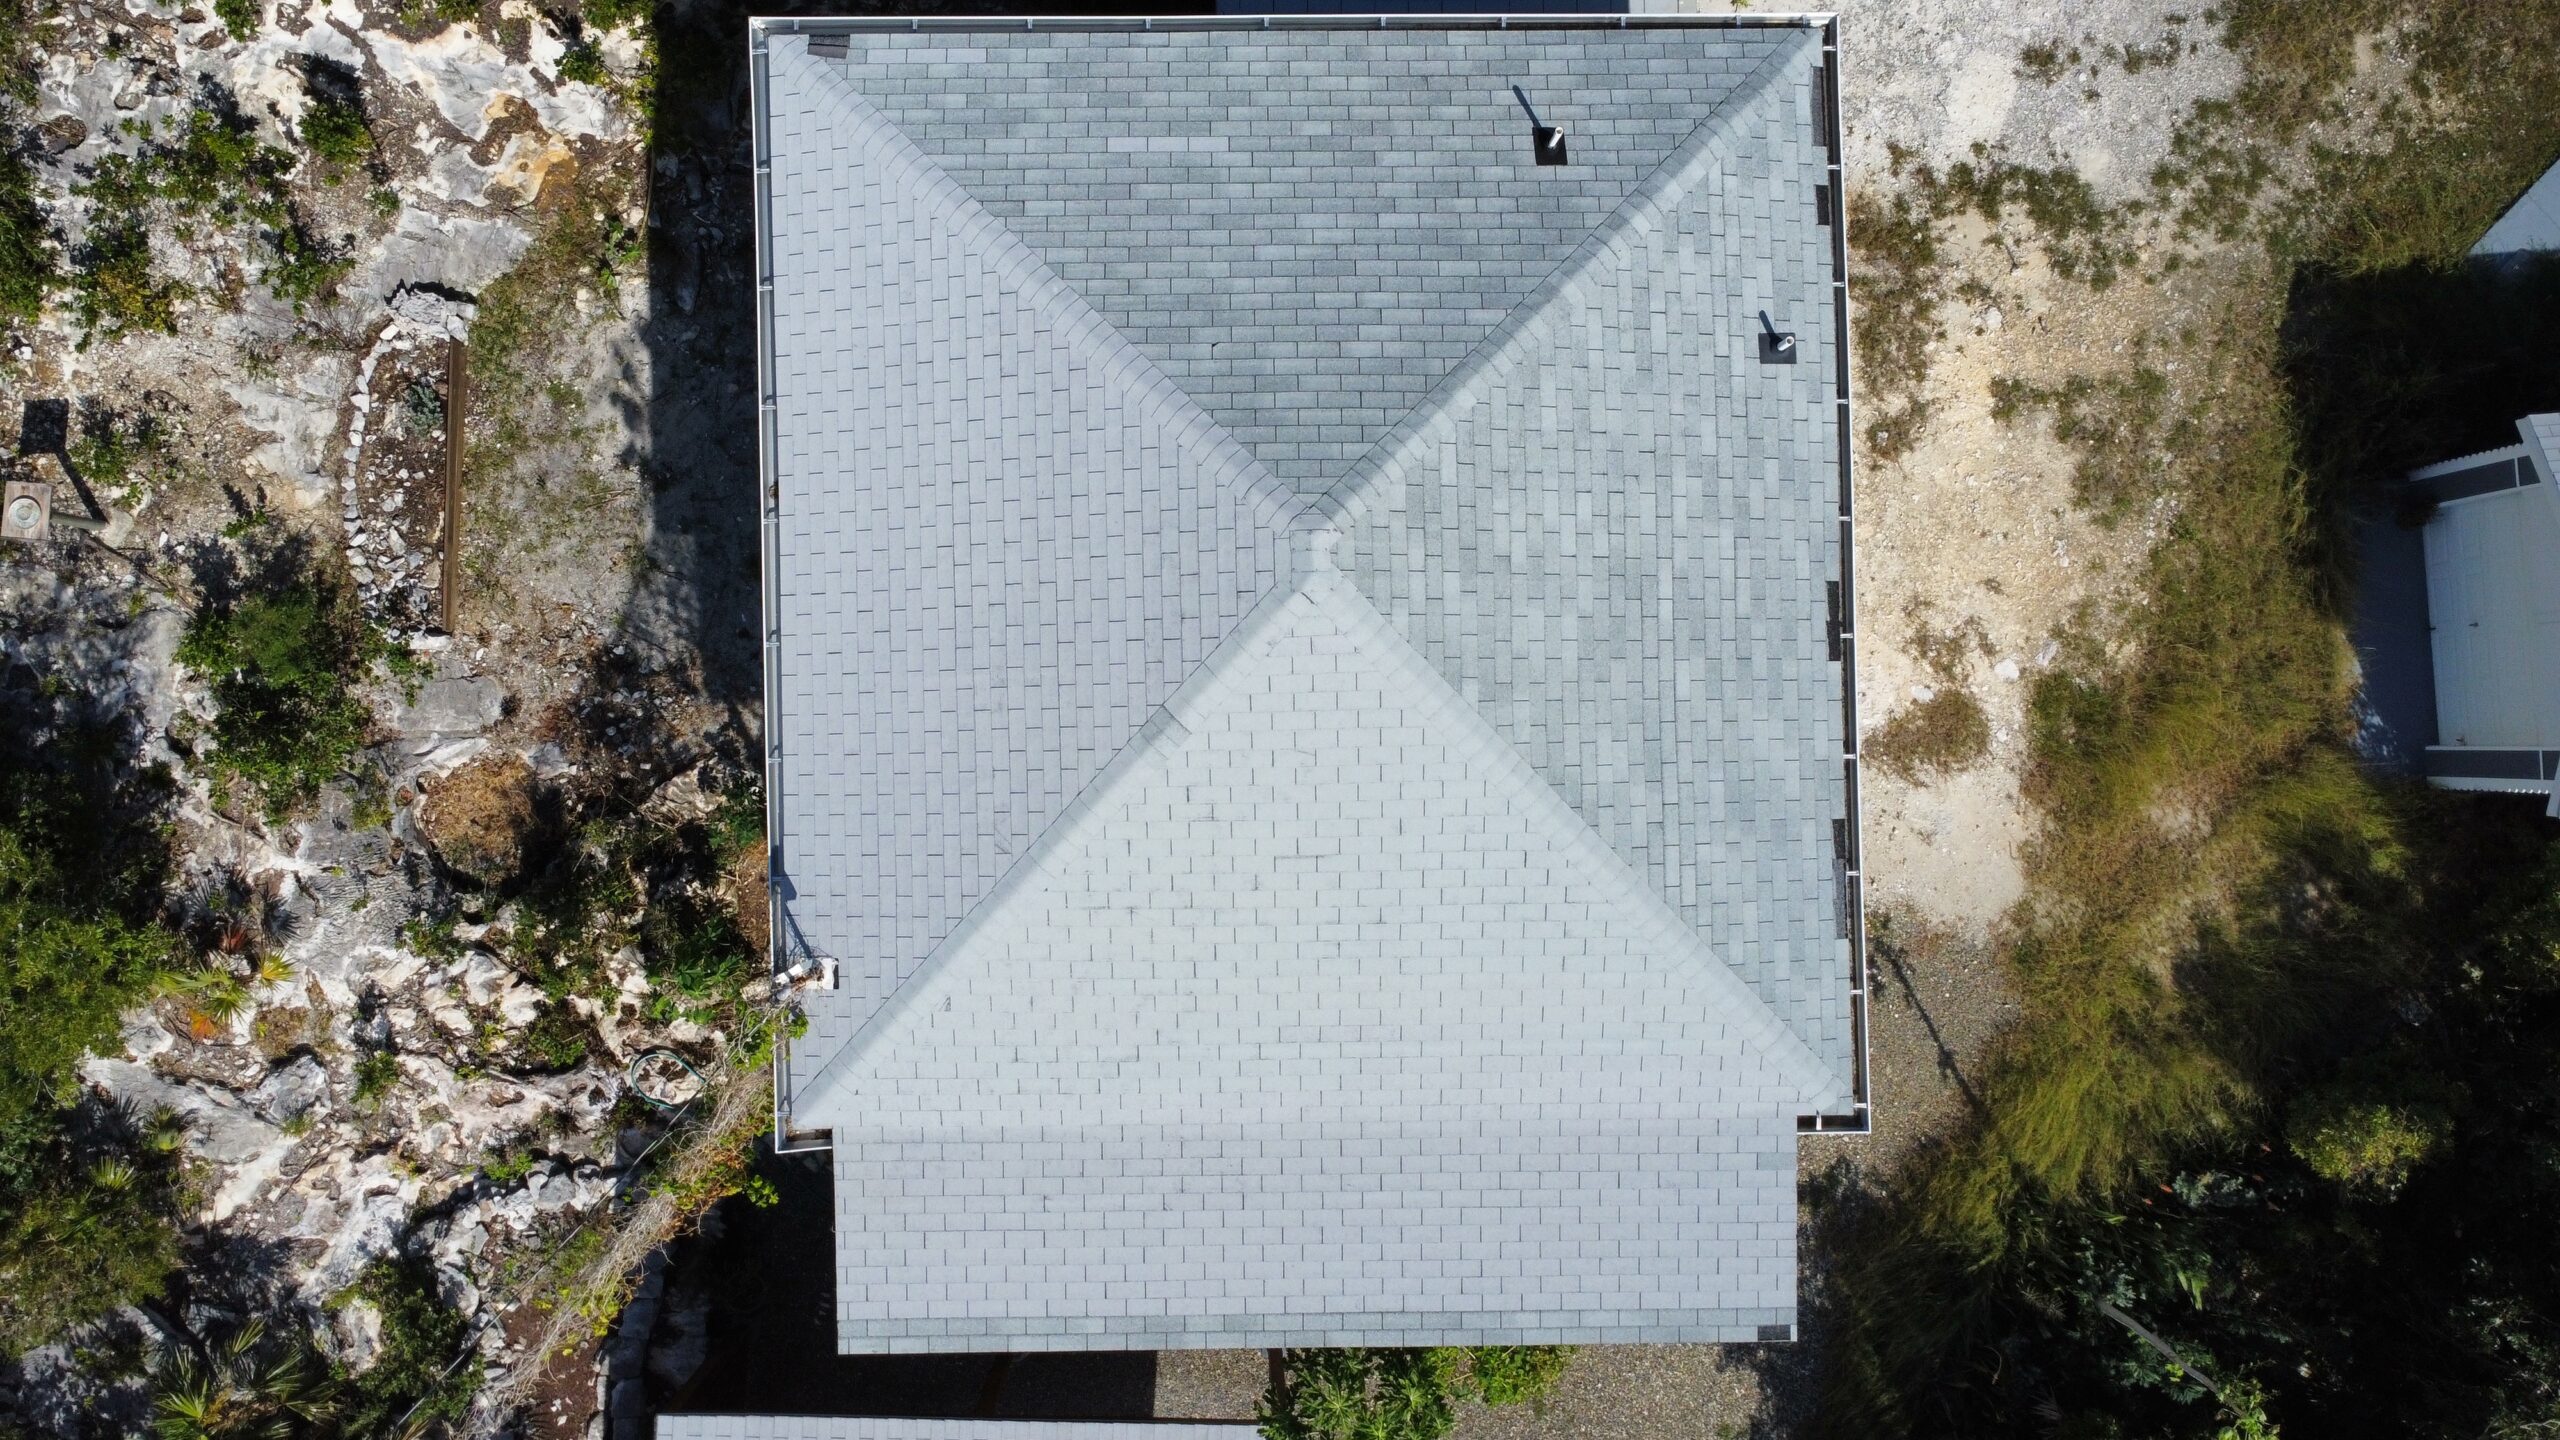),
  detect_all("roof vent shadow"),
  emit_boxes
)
[1511,84,1568,166]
